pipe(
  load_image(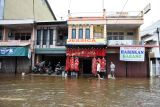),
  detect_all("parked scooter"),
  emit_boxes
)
[55,62,65,75]
[46,63,53,75]
[32,61,46,74]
